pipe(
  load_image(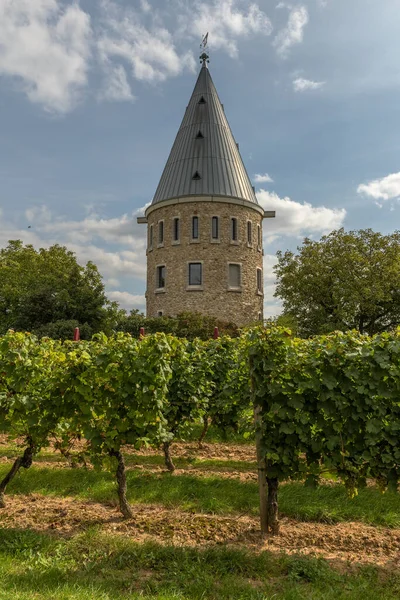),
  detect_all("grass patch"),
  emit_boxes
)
[182,423,254,444]
[124,454,257,473]
[1,465,400,527]
[0,527,399,599]
[0,447,257,471]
